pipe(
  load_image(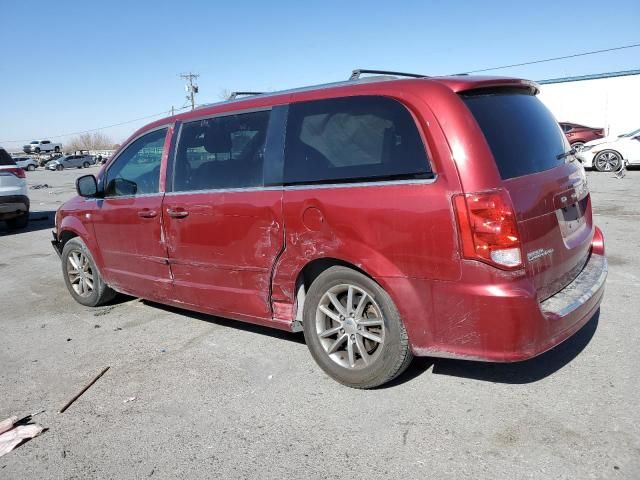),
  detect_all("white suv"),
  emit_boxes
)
[0,147,29,229]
